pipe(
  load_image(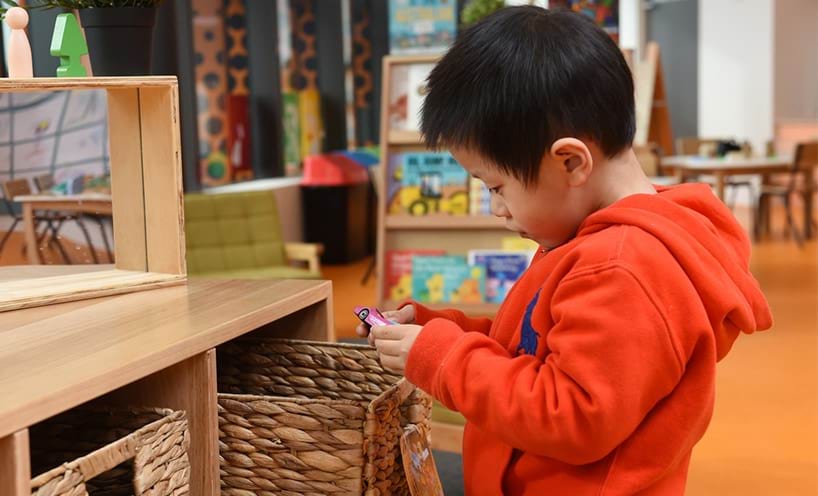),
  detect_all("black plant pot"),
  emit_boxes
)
[79,7,157,76]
